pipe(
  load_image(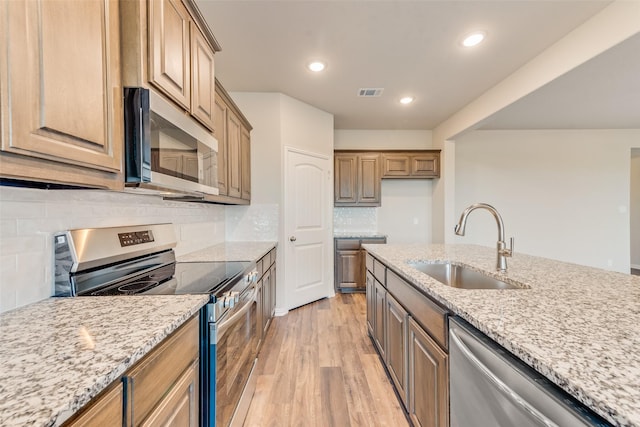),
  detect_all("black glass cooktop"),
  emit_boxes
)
[88,261,251,296]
